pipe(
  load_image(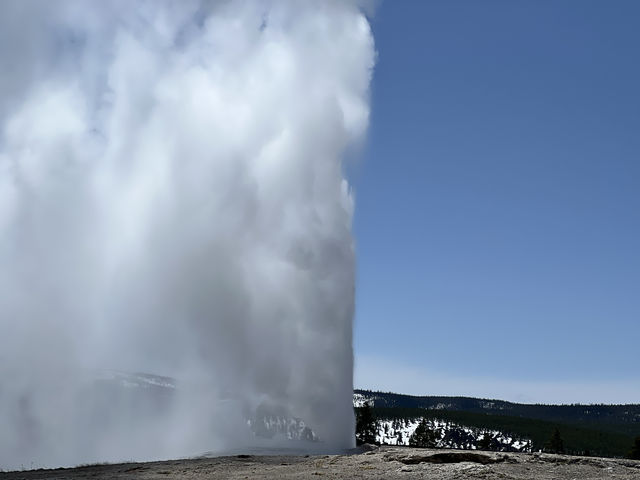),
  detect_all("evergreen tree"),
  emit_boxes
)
[301,426,314,441]
[355,403,377,445]
[628,436,640,460]
[409,418,439,448]
[477,431,494,451]
[545,427,565,454]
